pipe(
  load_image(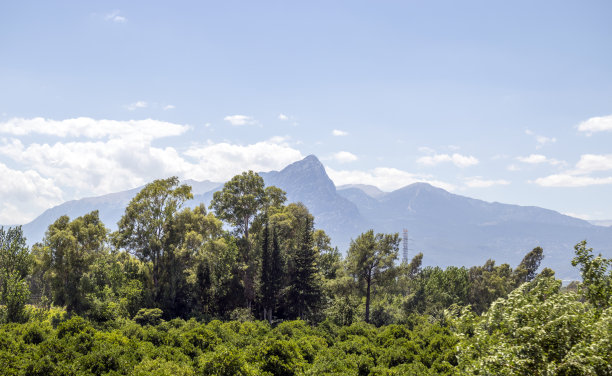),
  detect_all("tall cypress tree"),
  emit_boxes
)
[260,222,273,322]
[288,217,322,320]
[259,222,284,323]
